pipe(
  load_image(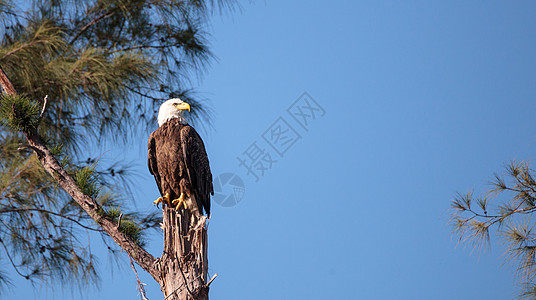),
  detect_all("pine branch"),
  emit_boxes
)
[0,66,159,281]
[0,237,32,279]
[0,208,103,232]
[69,11,115,46]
